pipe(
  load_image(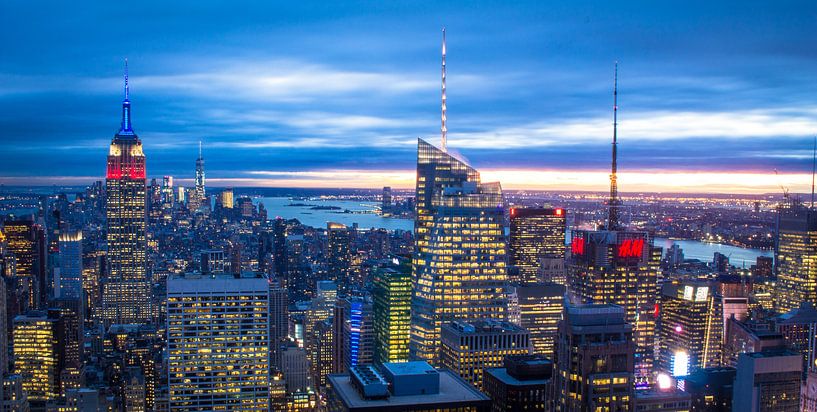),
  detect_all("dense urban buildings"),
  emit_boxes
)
[657,282,721,376]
